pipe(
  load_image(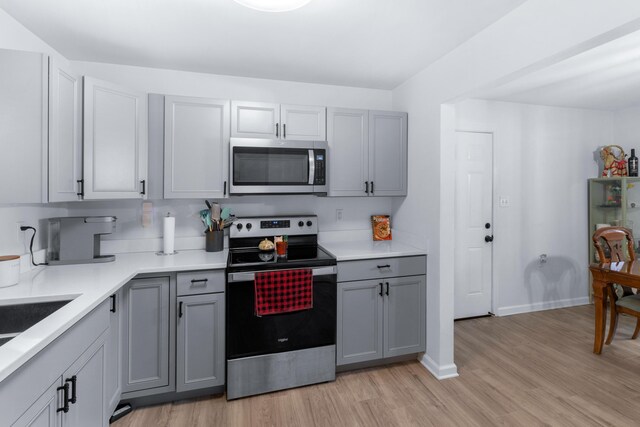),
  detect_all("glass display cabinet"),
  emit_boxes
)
[589,177,640,263]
